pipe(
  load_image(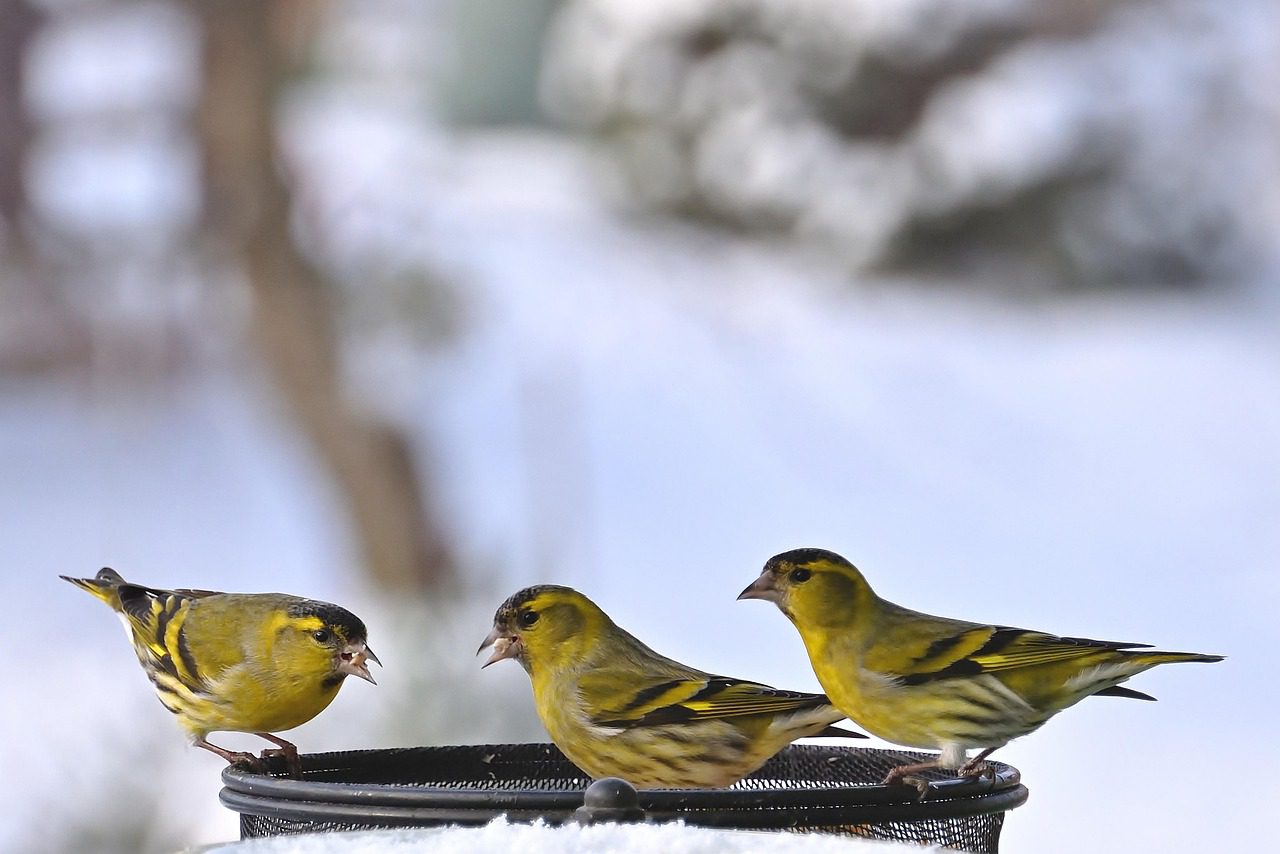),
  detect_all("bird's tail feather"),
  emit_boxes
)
[59,567,127,610]
[1133,651,1225,666]
[1093,685,1157,701]
[813,724,868,739]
